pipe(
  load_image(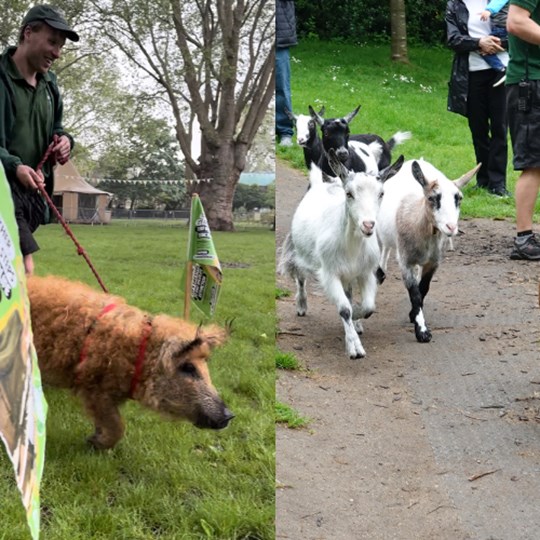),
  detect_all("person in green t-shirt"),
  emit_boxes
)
[506,1,540,260]
[0,5,79,274]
